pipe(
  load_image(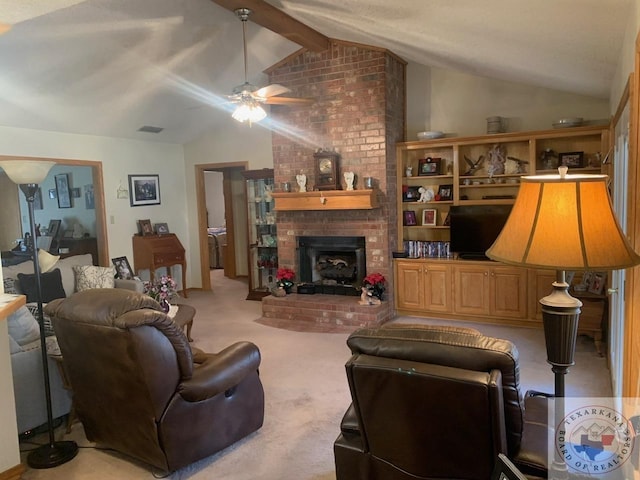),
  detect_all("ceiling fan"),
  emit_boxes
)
[229,7,313,123]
